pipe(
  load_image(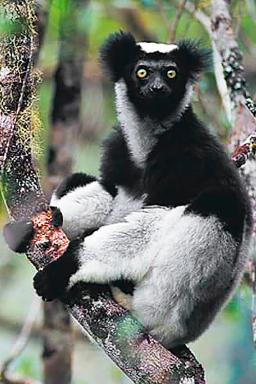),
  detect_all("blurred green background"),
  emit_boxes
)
[0,0,256,383]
